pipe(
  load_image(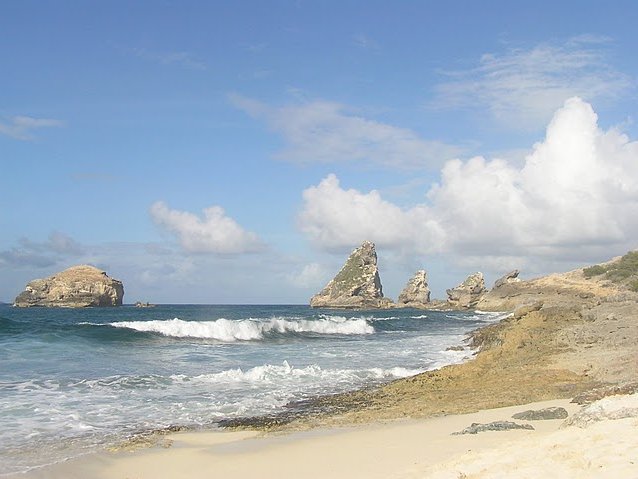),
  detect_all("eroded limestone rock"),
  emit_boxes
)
[446,272,486,309]
[14,265,124,307]
[397,270,431,307]
[494,269,521,289]
[310,241,393,309]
